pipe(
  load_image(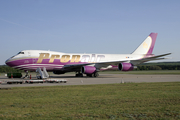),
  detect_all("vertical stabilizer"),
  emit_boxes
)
[132,33,158,55]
